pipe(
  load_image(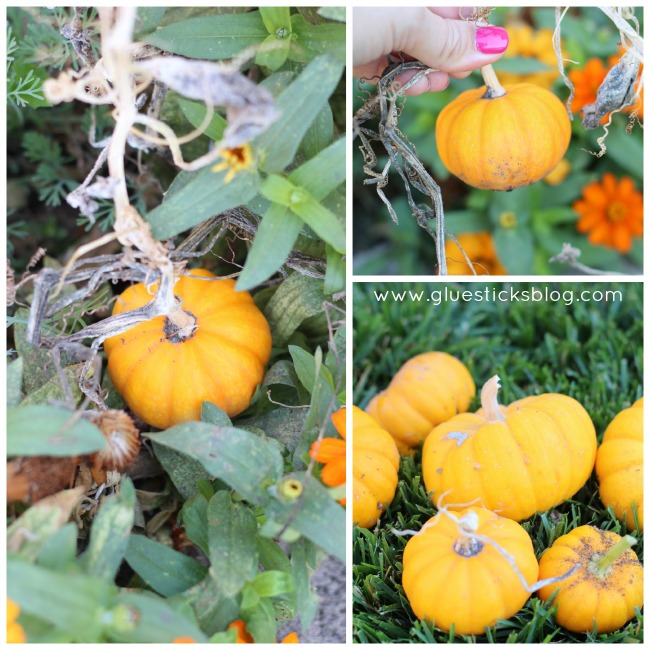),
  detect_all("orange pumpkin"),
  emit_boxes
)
[352,407,400,528]
[104,269,272,429]
[402,507,538,634]
[445,232,507,275]
[422,375,597,521]
[436,74,571,191]
[537,526,643,633]
[366,352,475,453]
[595,397,643,531]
